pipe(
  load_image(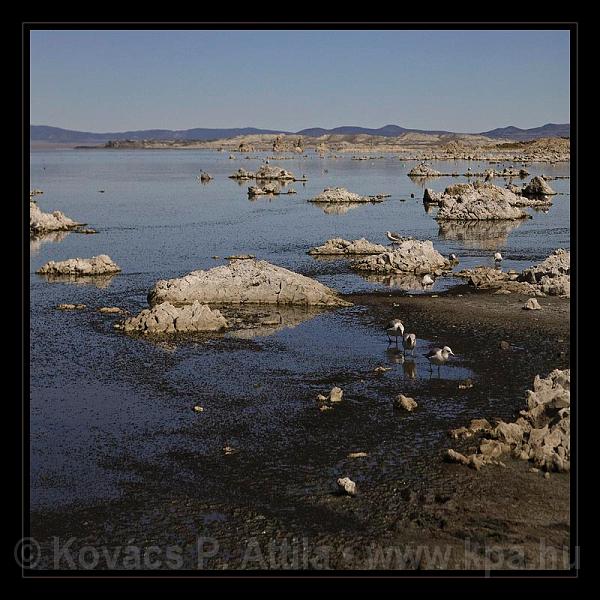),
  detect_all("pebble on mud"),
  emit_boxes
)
[394,394,418,412]
[524,298,542,310]
[337,477,357,496]
[499,340,511,350]
[347,452,368,458]
[193,406,204,413]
